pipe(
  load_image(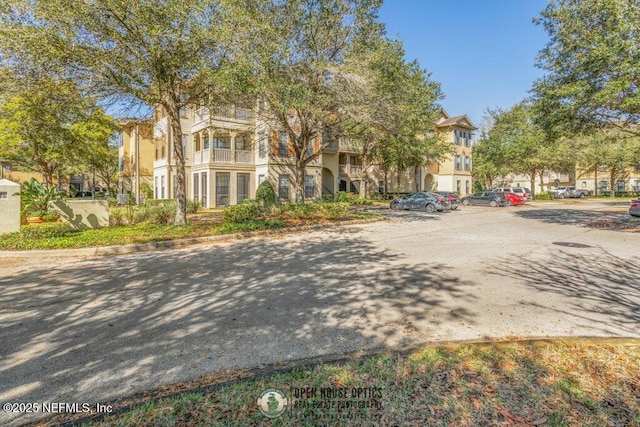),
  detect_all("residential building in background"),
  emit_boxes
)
[150,105,477,206]
[116,118,154,204]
